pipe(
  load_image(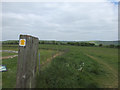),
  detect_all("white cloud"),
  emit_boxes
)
[2,2,118,41]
